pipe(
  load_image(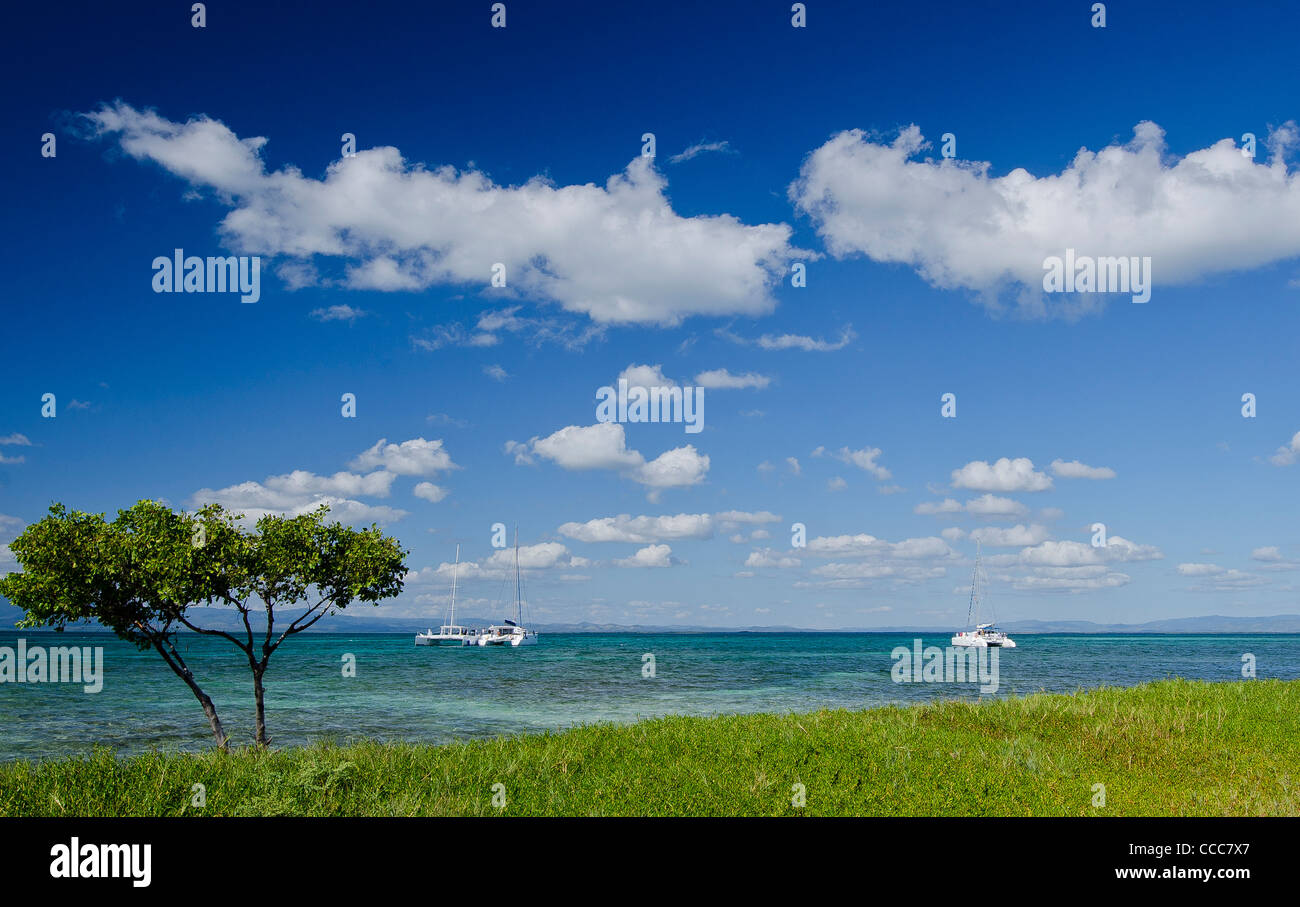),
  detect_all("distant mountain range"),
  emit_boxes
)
[997,615,1300,634]
[4,601,1299,634]
[533,615,1300,633]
